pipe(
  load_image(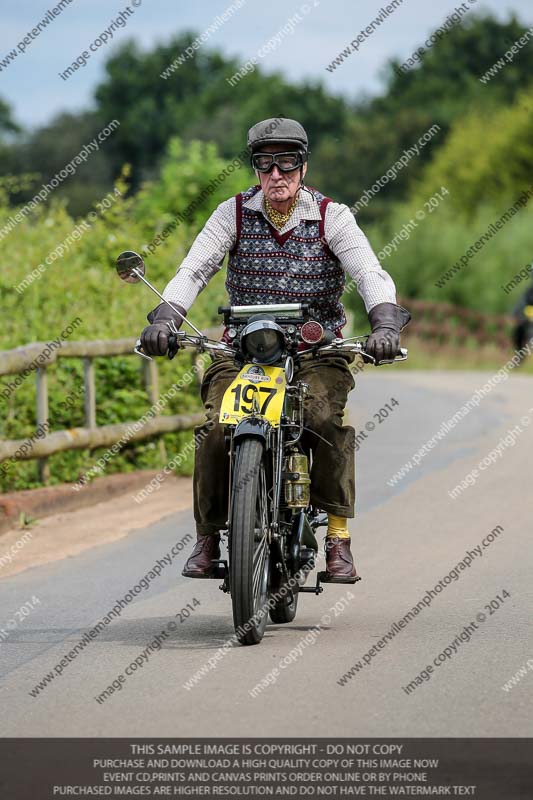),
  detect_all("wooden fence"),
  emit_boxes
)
[0,301,515,484]
[0,332,218,483]
[398,297,513,351]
